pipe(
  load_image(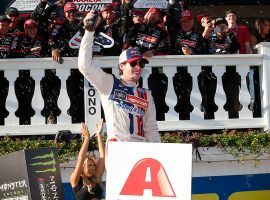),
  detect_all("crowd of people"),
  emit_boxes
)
[0,0,269,61]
